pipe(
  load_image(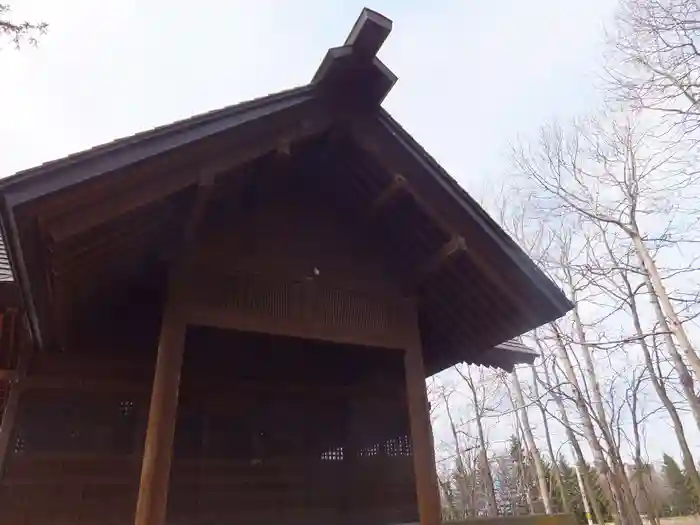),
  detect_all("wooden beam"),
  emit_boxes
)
[403,319,441,525]
[43,115,329,244]
[352,123,536,322]
[0,370,17,382]
[45,157,224,244]
[412,234,466,283]
[2,375,405,399]
[366,173,406,220]
[276,140,292,156]
[44,168,198,243]
[18,377,148,393]
[133,301,186,525]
